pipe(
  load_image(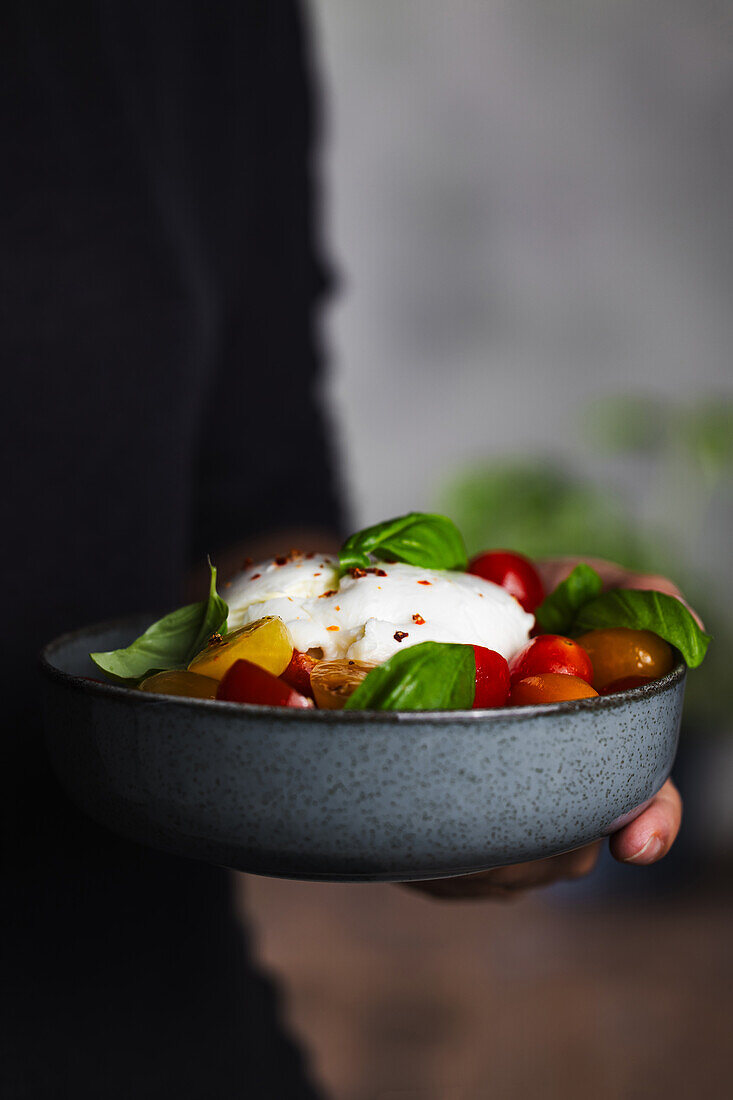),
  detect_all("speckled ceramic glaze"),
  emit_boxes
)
[41,616,686,882]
